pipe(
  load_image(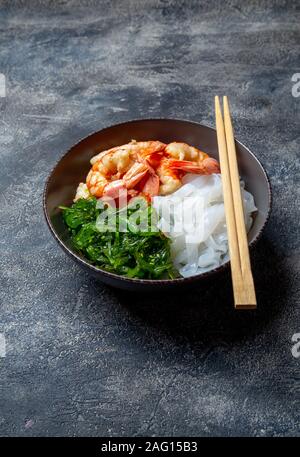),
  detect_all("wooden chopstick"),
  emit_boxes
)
[215,96,257,309]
